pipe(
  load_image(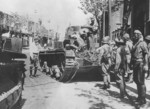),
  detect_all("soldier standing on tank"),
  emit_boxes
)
[96,36,111,89]
[131,30,148,106]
